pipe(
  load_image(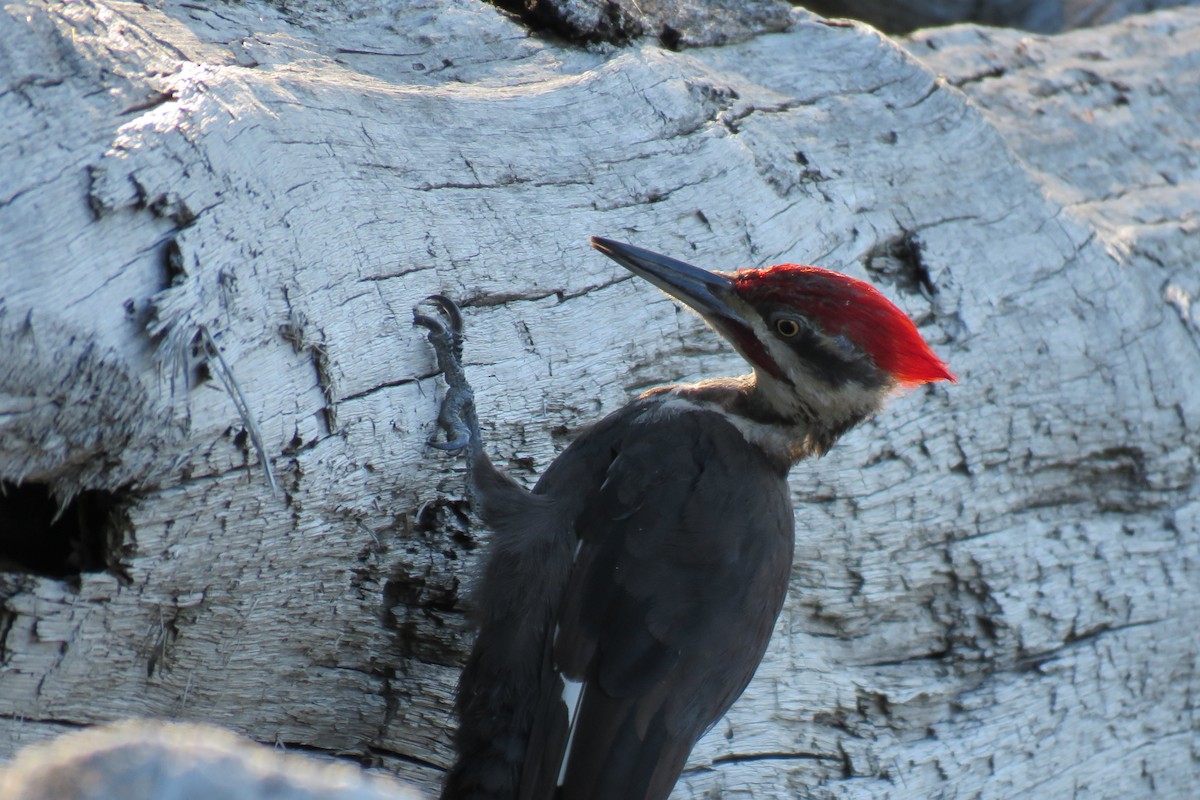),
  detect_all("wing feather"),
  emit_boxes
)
[519,406,794,800]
